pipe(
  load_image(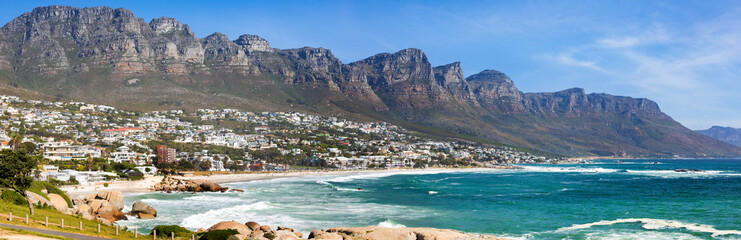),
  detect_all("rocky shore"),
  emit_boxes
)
[152,177,228,192]
[198,220,505,240]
